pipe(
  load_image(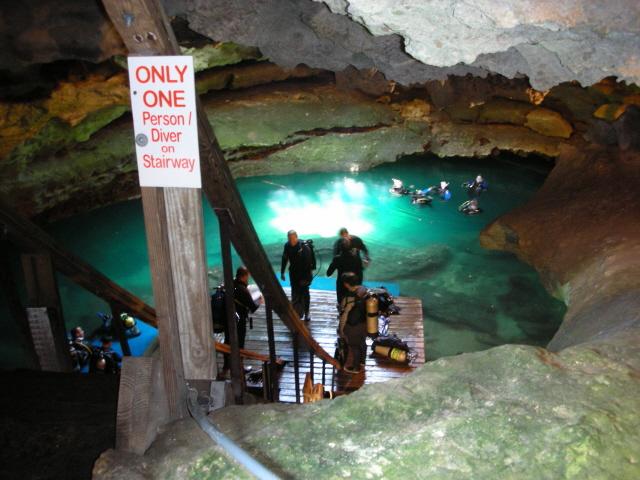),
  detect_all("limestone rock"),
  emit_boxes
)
[315,0,640,90]
[98,330,640,479]
[476,98,533,126]
[181,42,262,72]
[525,108,573,138]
